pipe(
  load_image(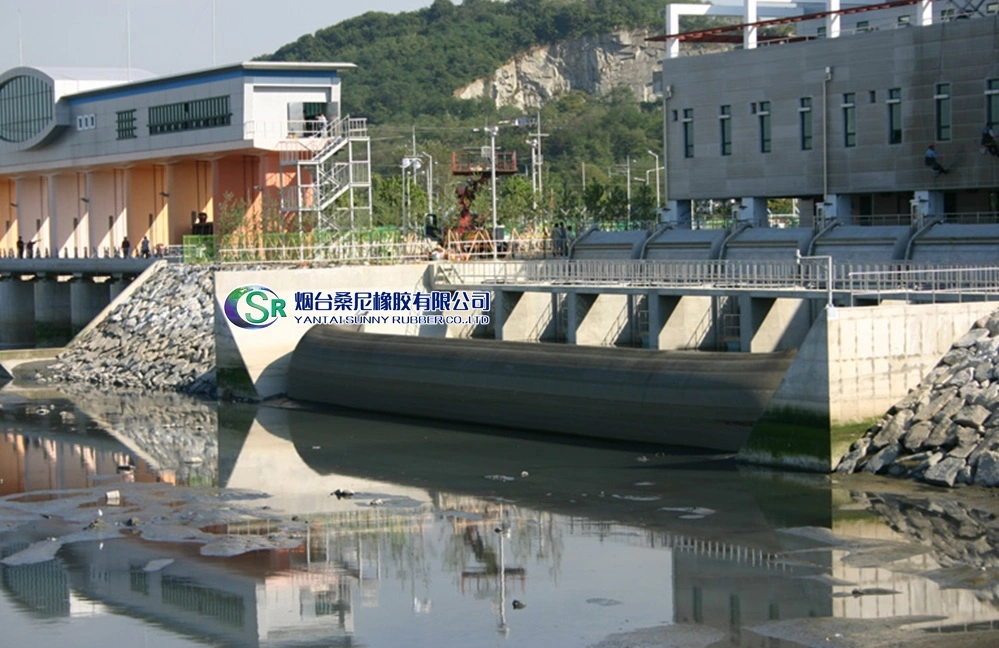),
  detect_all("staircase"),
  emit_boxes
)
[278,116,372,231]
